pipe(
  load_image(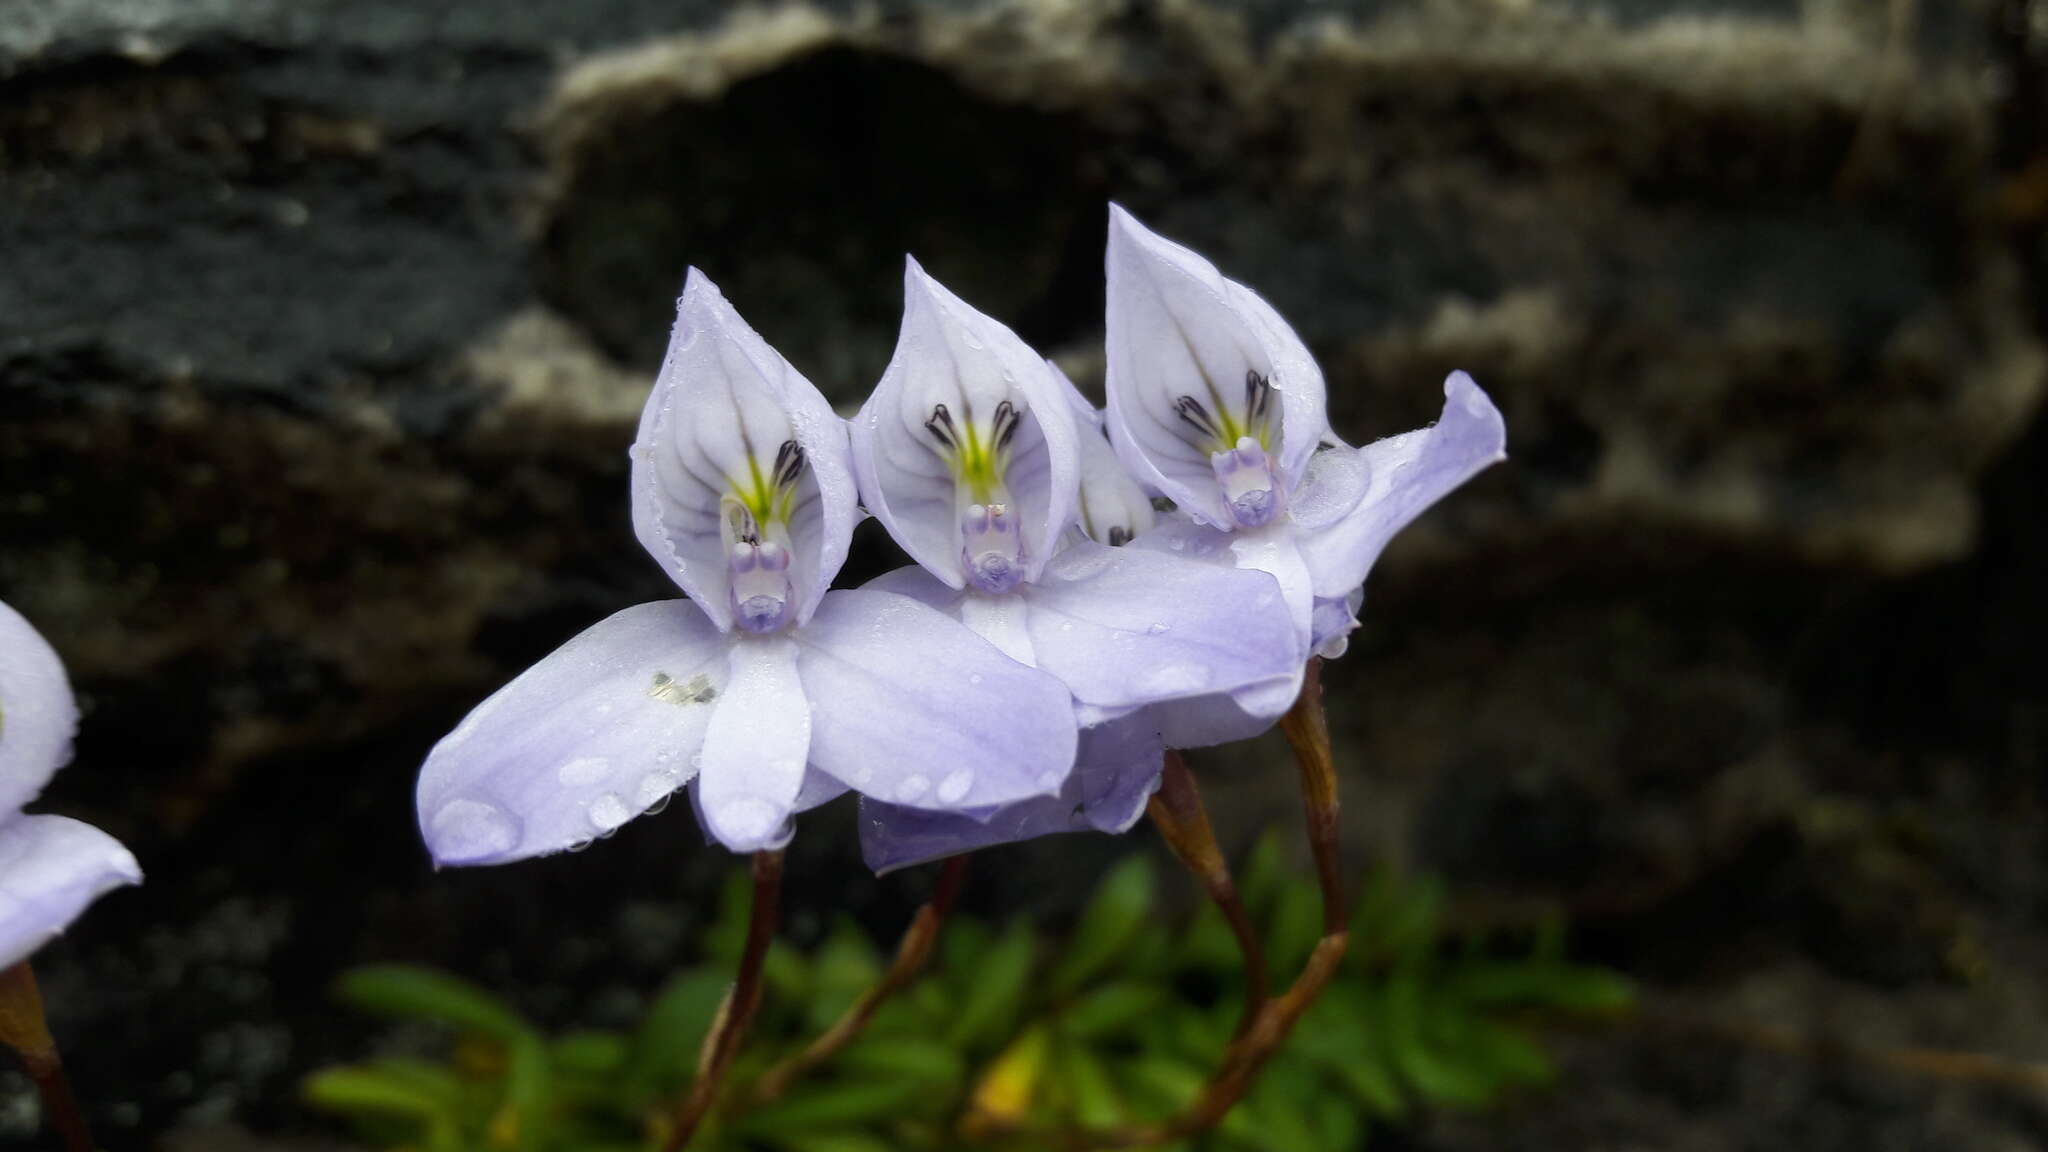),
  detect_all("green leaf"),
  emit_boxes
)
[1061,982,1166,1040]
[303,1063,464,1152]
[493,1036,553,1150]
[1294,987,1406,1119]
[1267,881,1322,977]
[736,1078,929,1137]
[1058,1039,1125,1128]
[1051,855,1155,995]
[808,919,885,1030]
[1179,901,1242,971]
[552,1031,629,1076]
[948,923,1034,1050]
[1382,973,1493,1108]
[762,1133,899,1152]
[334,966,530,1042]
[837,1034,964,1087]
[628,969,728,1096]
[1465,1019,1554,1087]
[1237,831,1288,920]
[1123,1054,1206,1117]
